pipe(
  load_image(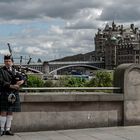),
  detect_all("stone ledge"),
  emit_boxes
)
[19,92,124,102]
